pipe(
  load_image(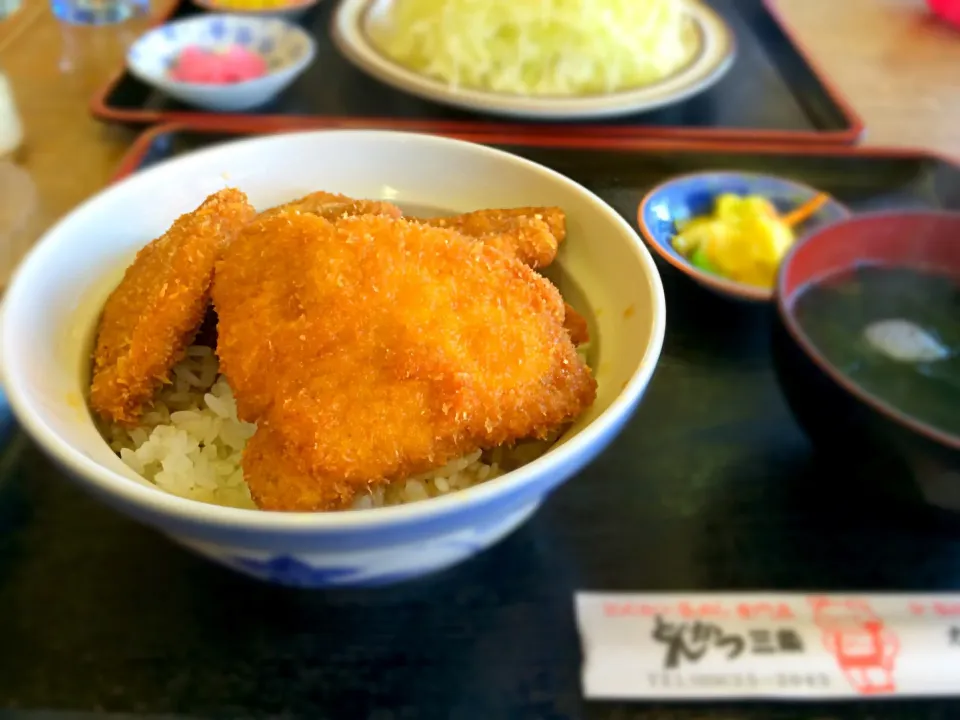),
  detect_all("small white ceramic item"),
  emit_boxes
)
[0,69,23,158]
[1,130,666,587]
[126,13,316,112]
[331,0,736,120]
